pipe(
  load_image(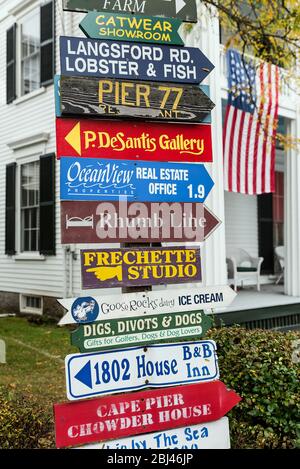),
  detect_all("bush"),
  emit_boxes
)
[0,388,54,449]
[207,326,300,449]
